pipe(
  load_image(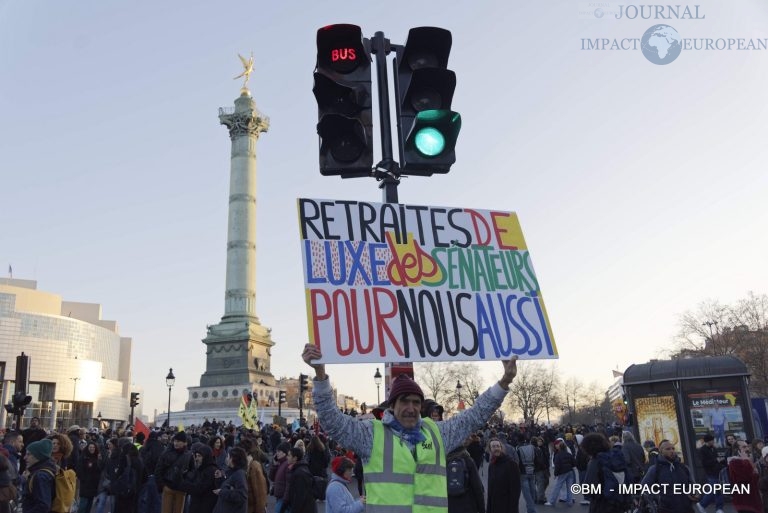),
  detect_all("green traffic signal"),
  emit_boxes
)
[407,109,461,160]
